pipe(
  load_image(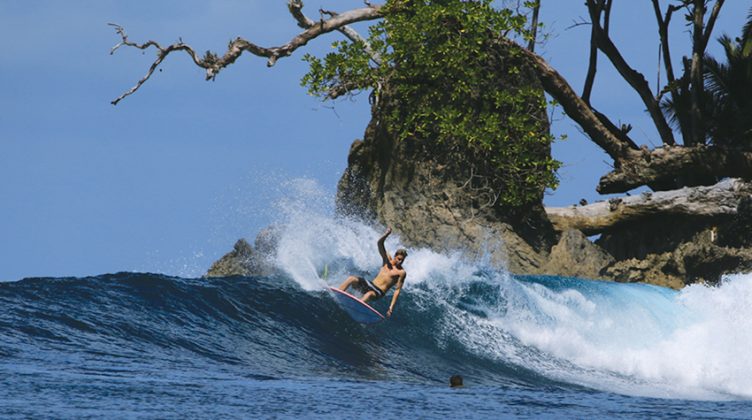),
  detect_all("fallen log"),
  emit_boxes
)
[546,178,752,235]
[597,145,752,194]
